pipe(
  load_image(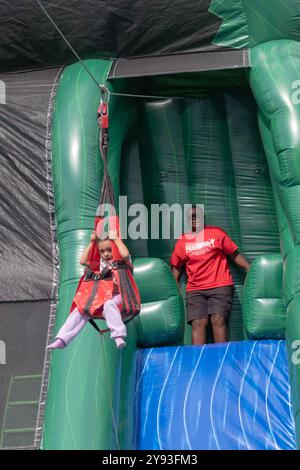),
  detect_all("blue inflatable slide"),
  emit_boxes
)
[134,341,296,450]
